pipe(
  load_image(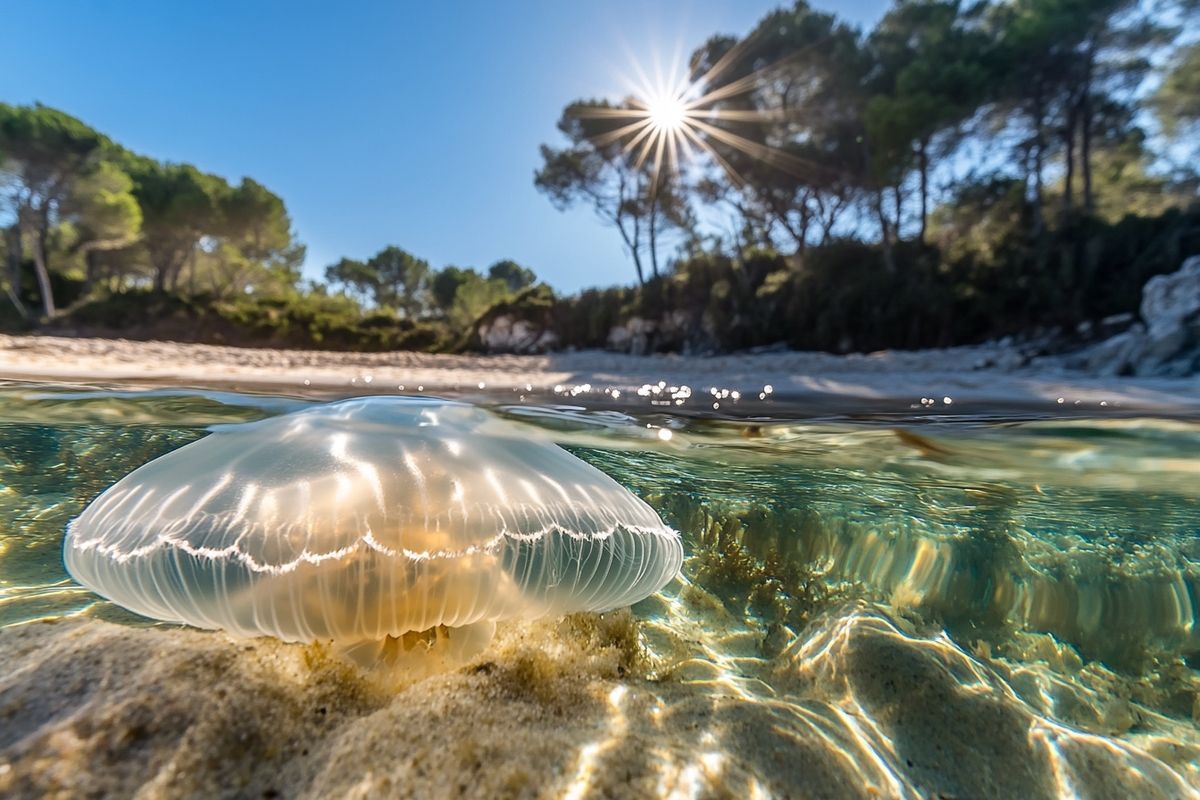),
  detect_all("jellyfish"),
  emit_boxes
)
[63,397,683,670]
